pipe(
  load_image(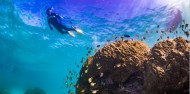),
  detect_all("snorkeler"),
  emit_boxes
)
[46,8,83,37]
